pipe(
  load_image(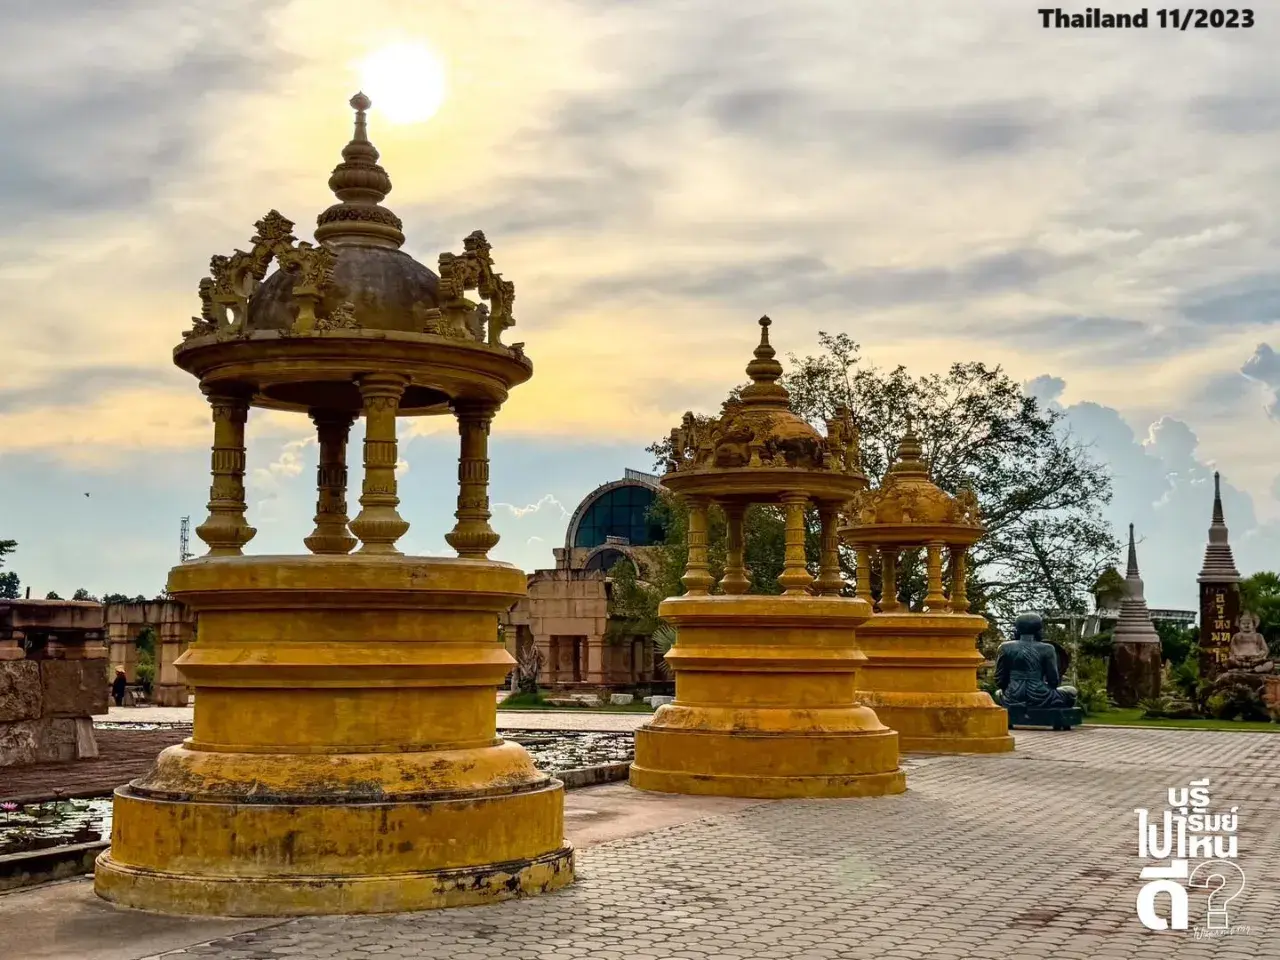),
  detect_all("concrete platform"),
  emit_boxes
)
[4,727,1280,959]
[0,783,760,960]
